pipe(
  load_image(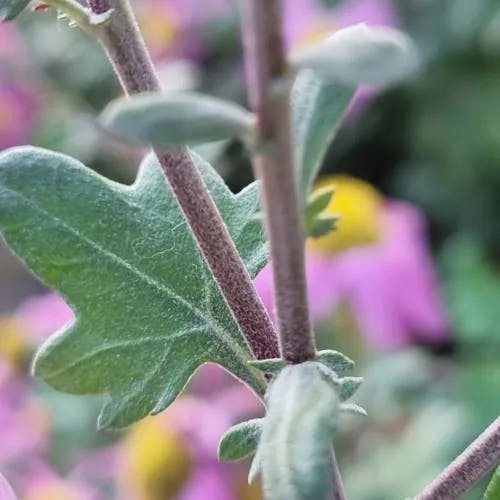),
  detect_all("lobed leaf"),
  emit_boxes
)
[248,358,285,374]
[101,91,255,147]
[0,0,30,21]
[0,147,267,428]
[292,69,354,201]
[254,362,340,500]
[218,418,264,462]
